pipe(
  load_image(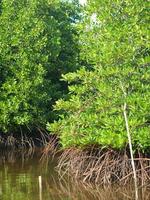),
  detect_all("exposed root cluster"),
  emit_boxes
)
[0,128,51,151]
[42,134,59,159]
[57,146,150,186]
